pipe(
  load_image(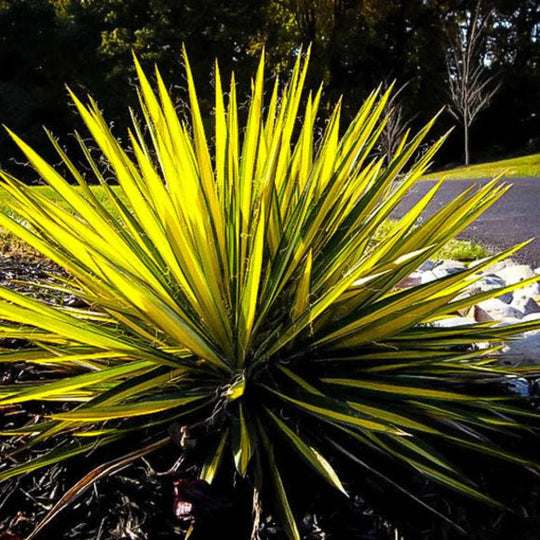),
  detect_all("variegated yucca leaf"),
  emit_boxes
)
[0,49,539,538]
